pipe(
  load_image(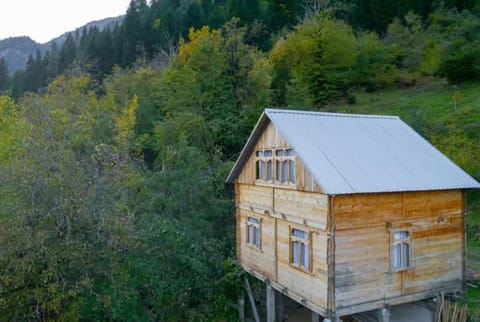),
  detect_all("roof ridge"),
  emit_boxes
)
[265,108,399,120]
